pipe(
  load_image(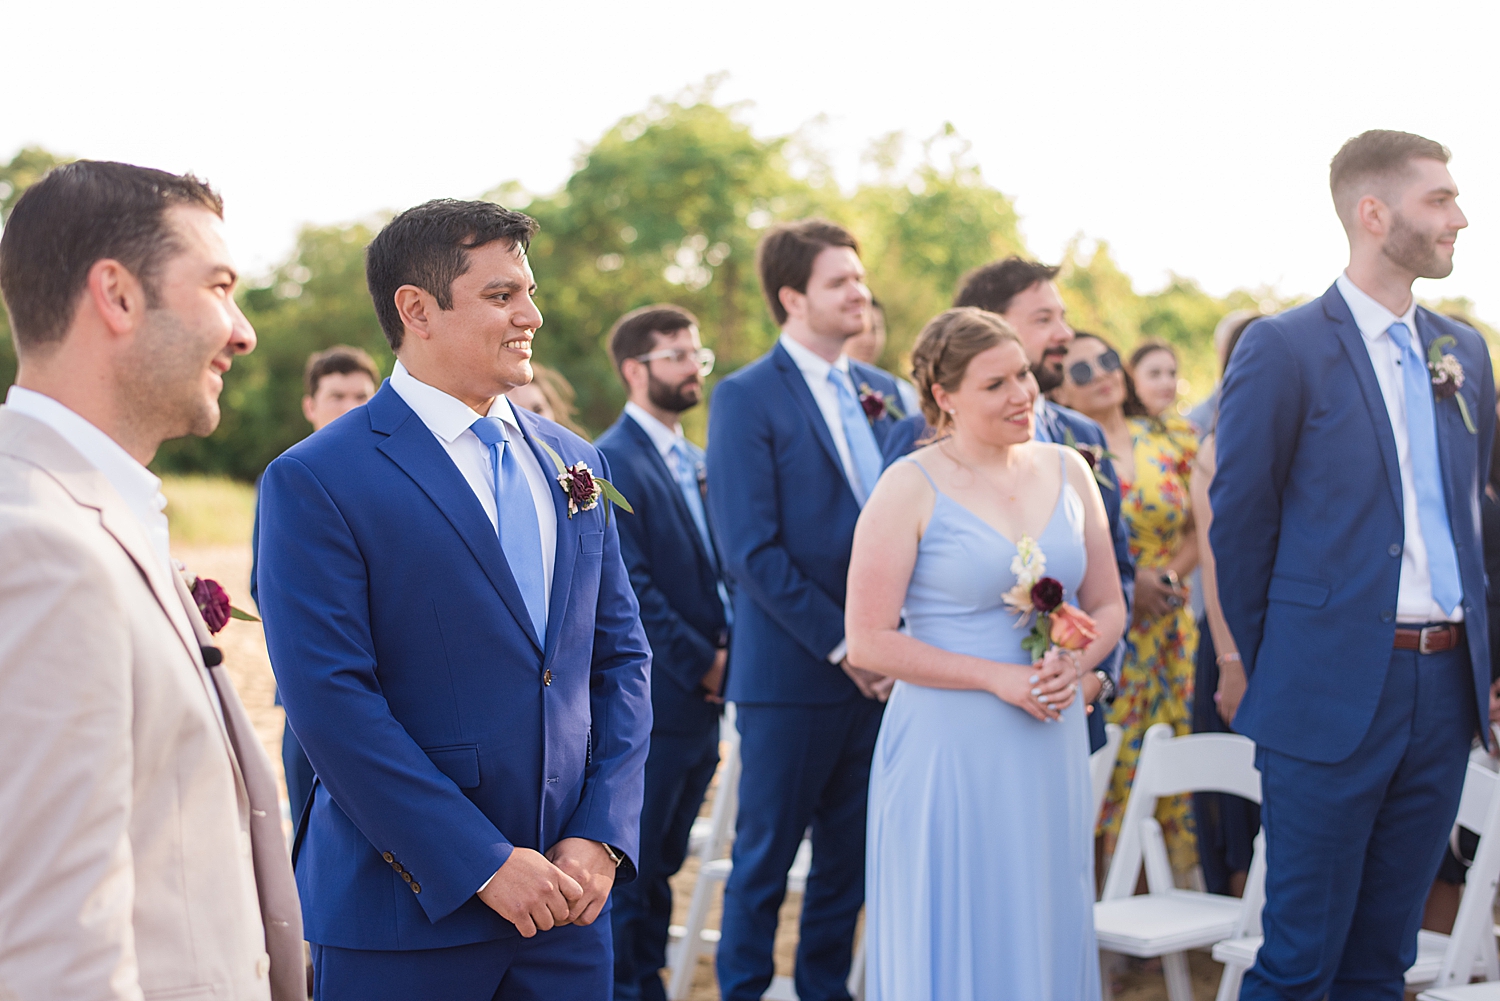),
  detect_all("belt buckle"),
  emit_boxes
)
[1419,625,1443,655]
